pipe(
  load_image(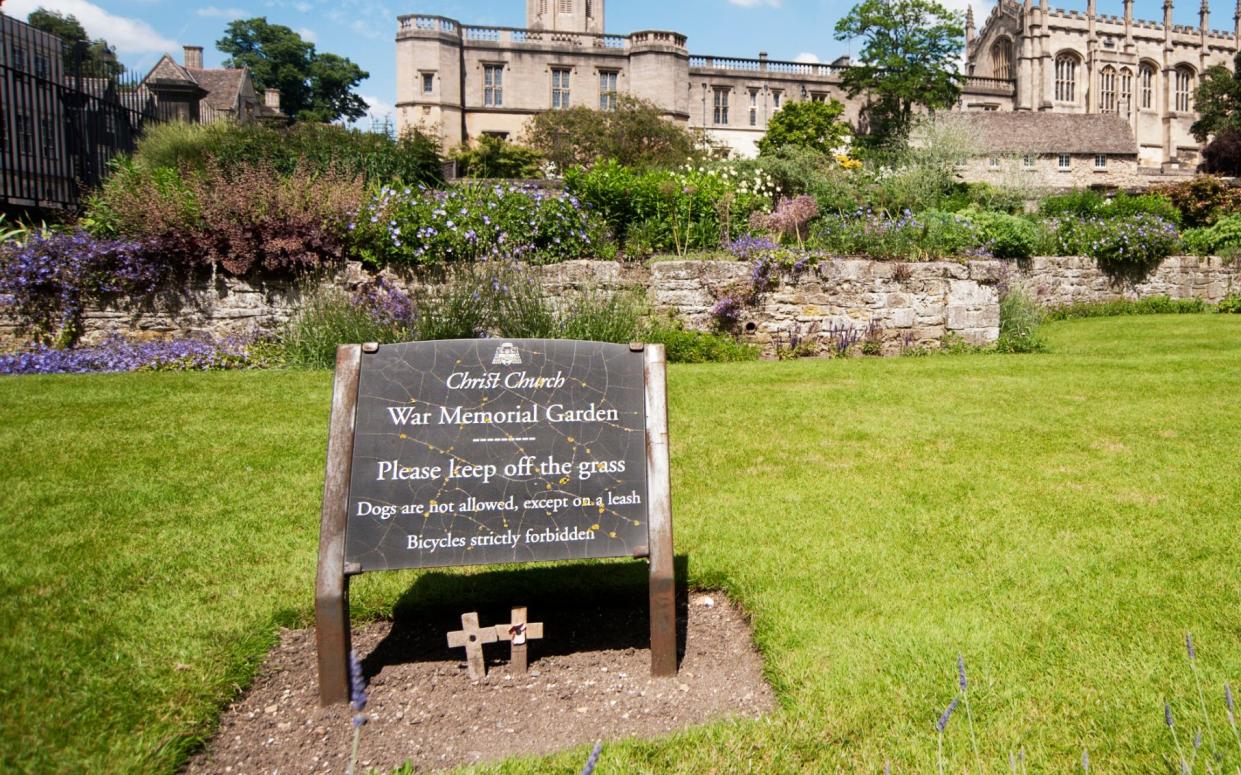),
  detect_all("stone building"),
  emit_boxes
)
[397,0,1241,169]
[932,112,1144,187]
[966,0,1241,169]
[141,46,285,125]
[395,0,1017,157]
